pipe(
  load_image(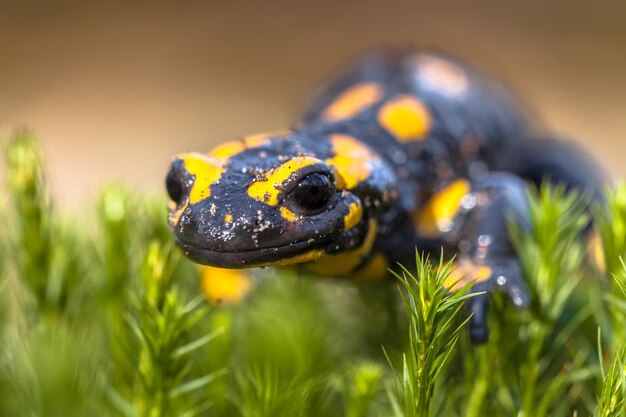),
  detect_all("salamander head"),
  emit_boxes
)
[165,130,380,268]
